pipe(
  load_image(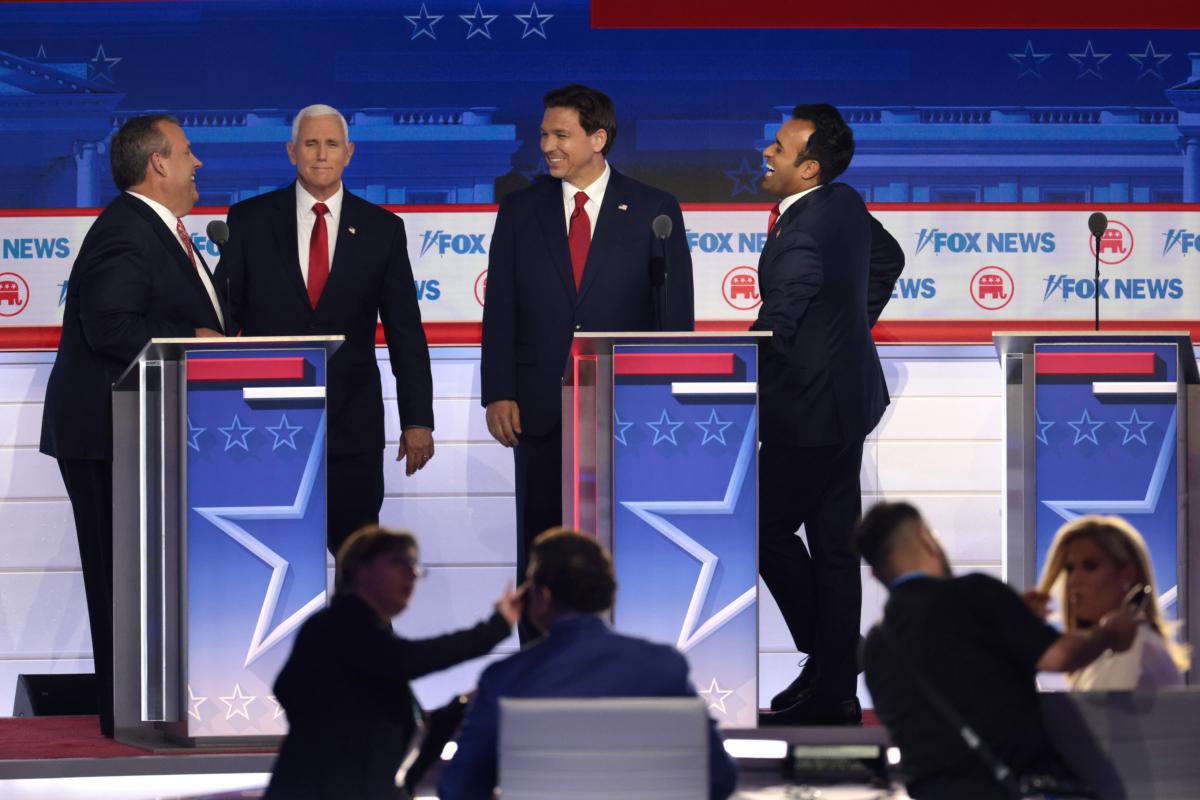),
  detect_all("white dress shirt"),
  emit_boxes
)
[295,182,343,287]
[561,162,611,236]
[126,191,224,329]
[777,183,823,218]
